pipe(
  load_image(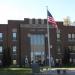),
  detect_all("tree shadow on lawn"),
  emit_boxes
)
[0,70,32,75]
